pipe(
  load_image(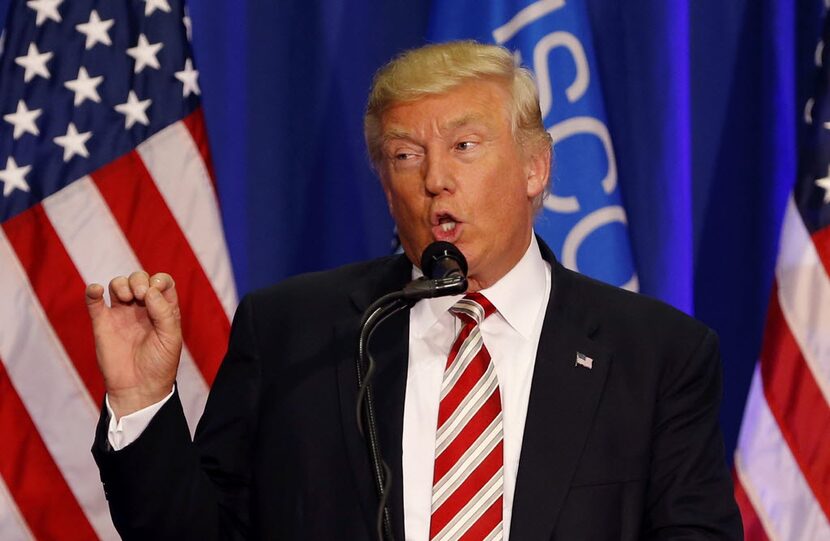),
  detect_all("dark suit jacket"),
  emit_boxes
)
[93,241,743,540]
